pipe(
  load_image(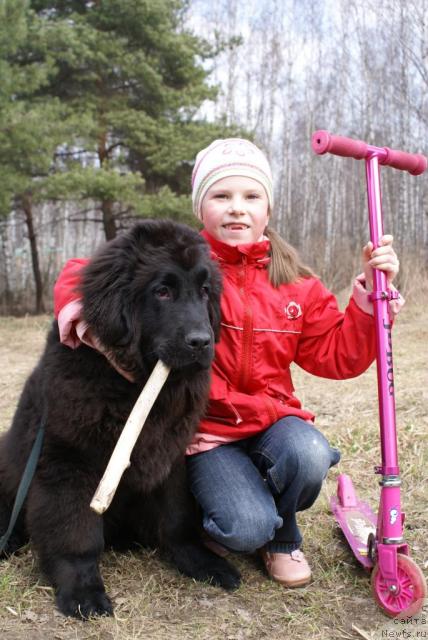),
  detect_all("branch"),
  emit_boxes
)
[54,150,96,158]
[115,207,135,218]
[399,36,428,87]
[106,142,125,155]
[90,361,171,514]
[67,217,103,223]
[68,206,103,217]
